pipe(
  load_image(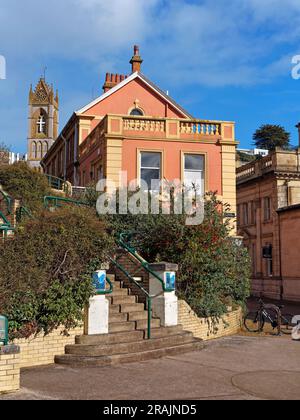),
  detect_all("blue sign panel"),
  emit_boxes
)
[92,270,107,292]
[165,272,176,290]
